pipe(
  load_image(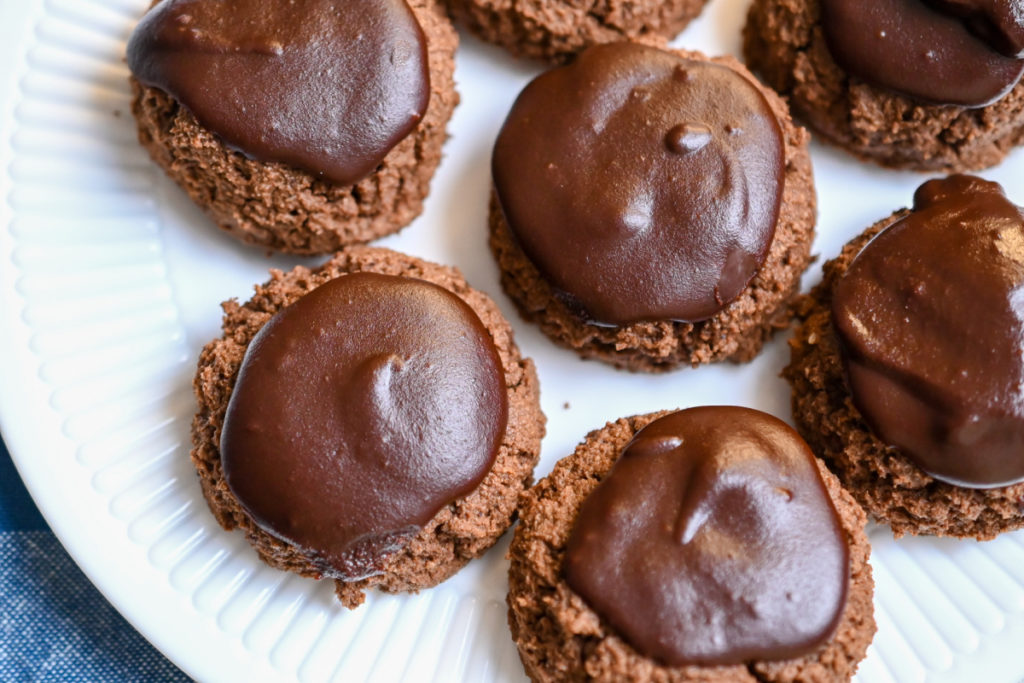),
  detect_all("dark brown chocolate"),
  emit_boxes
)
[219,272,508,580]
[820,0,1024,107]
[929,0,1024,57]
[833,175,1024,489]
[563,406,849,666]
[126,0,429,186]
[492,42,784,326]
